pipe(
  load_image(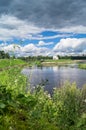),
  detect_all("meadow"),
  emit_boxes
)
[41,59,80,66]
[0,59,26,69]
[0,59,86,130]
[79,64,86,69]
